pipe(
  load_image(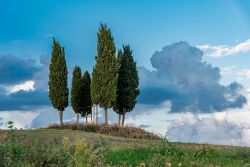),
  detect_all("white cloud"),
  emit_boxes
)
[197,39,250,57]
[126,100,173,135]
[126,100,250,146]
[220,65,238,76]
[0,111,39,129]
[168,112,250,146]
[1,80,35,94]
[236,69,250,80]
[220,66,250,81]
